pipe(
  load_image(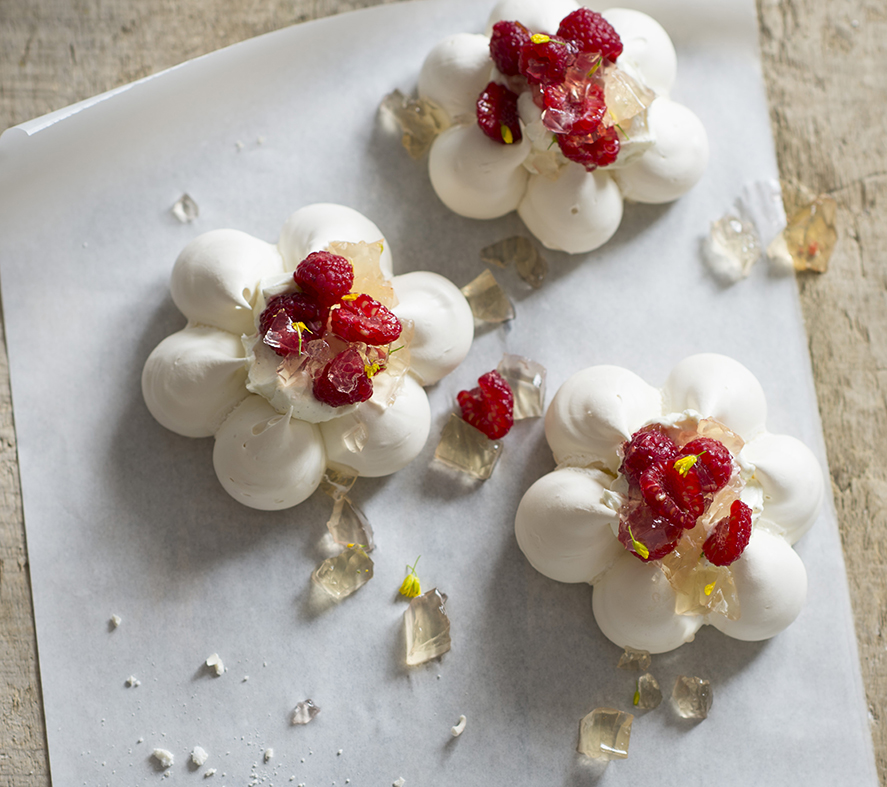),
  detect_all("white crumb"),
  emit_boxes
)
[204,768,217,777]
[451,714,467,737]
[337,749,343,756]
[152,748,174,769]
[235,140,244,151]
[264,748,273,762]
[191,746,209,766]
[393,779,406,787]
[243,676,249,682]
[125,676,140,688]
[110,614,122,628]
[205,653,225,676]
